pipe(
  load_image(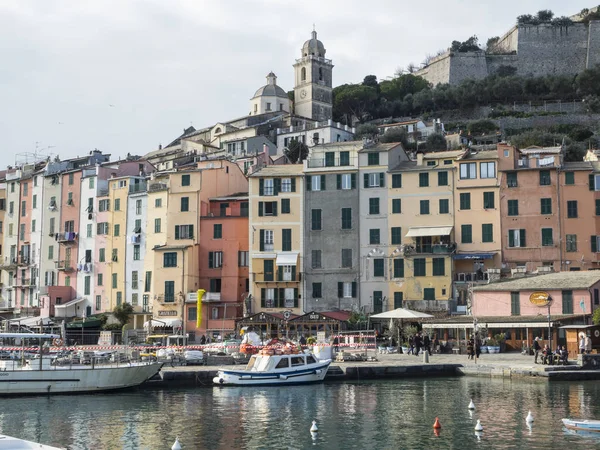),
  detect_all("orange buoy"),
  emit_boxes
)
[433,428,440,437]
[433,417,441,429]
